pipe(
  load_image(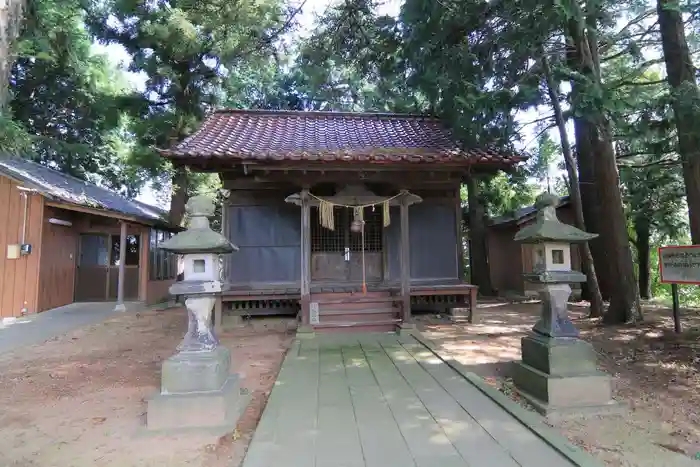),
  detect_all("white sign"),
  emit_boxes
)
[659,246,700,284]
[309,302,320,325]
